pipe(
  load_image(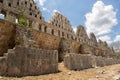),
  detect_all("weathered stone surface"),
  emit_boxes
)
[58,38,72,61]
[76,25,89,44]
[71,41,80,53]
[0,57,7,76]
[64,54,120,70]
[32,29,61,50]
[64,54,93,70]
[0,19,15,56]
[15,25,38,48]
[80,44,93,54]
[89,32,97,47]
[94,56,106,67]
[0,46,58,77]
